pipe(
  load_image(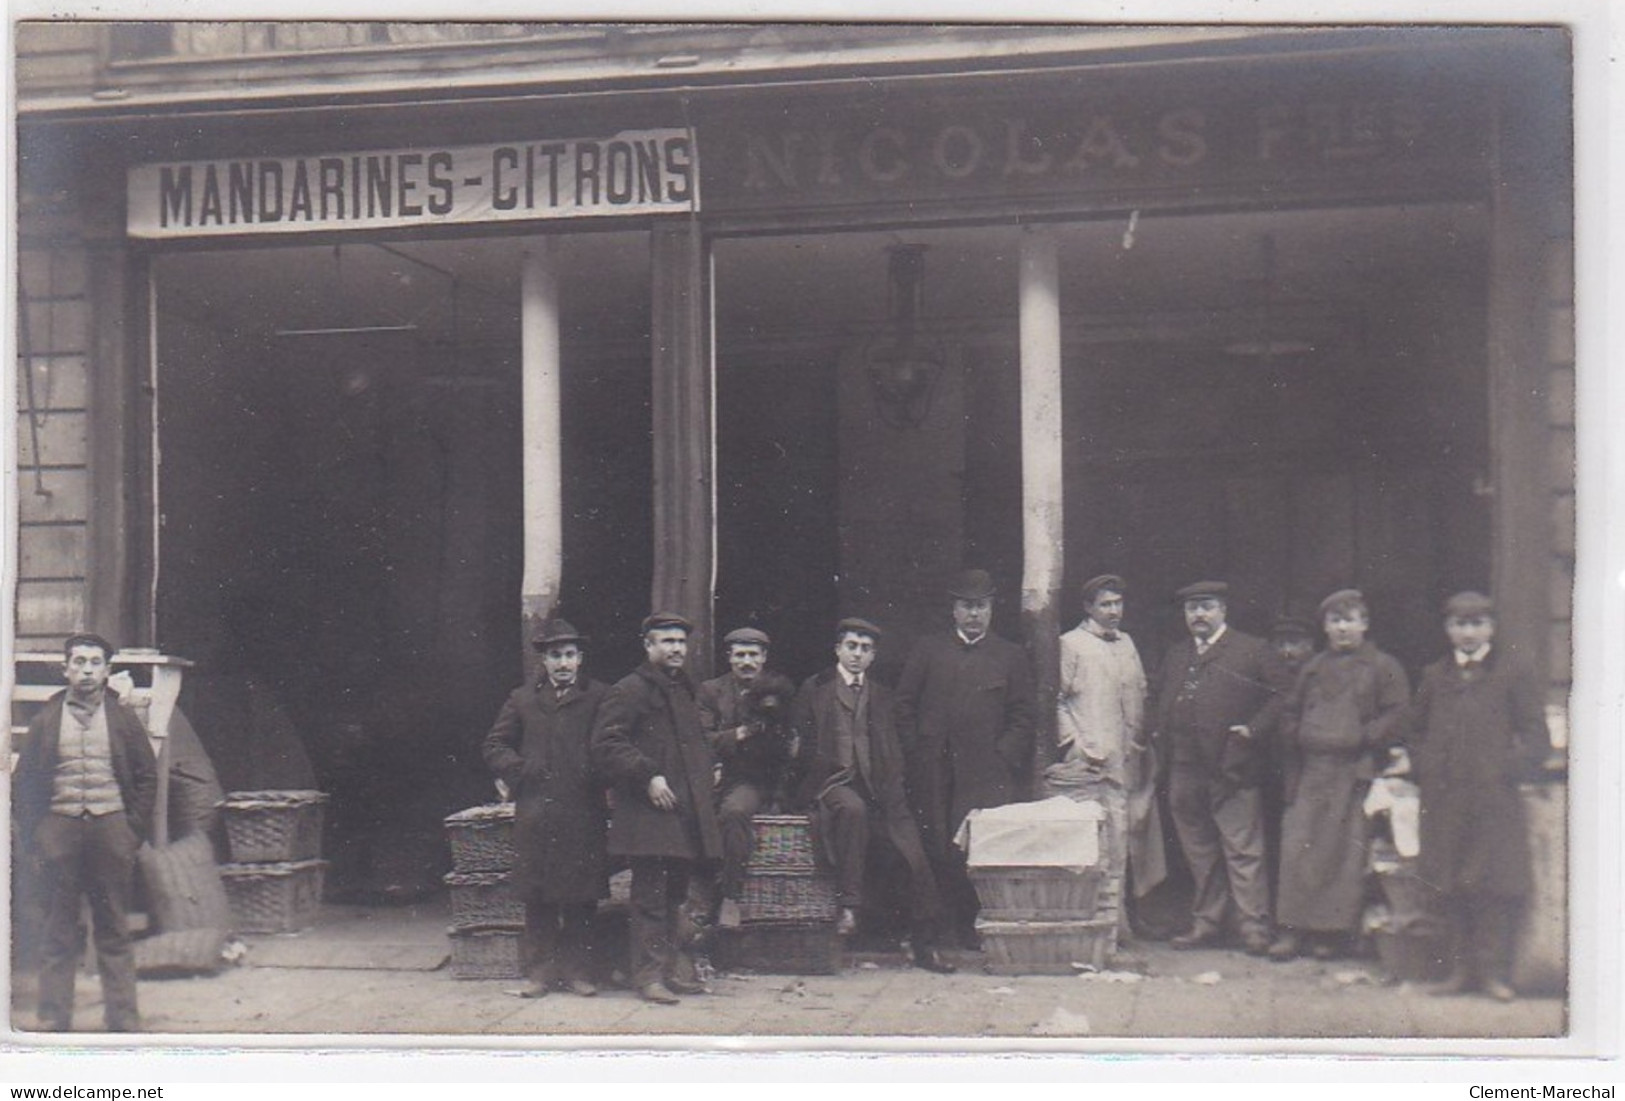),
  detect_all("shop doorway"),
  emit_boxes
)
[152,231,653,899]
